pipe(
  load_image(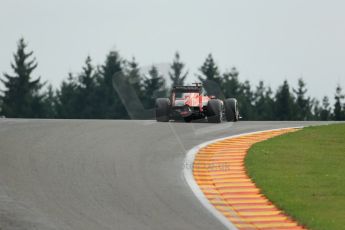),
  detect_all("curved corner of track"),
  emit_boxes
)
[184,127,307,230]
